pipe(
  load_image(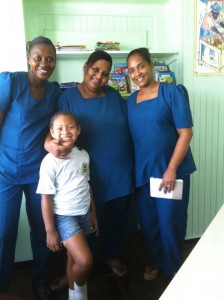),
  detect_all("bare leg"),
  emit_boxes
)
[64,231,93,287]
[67,251,75,289]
